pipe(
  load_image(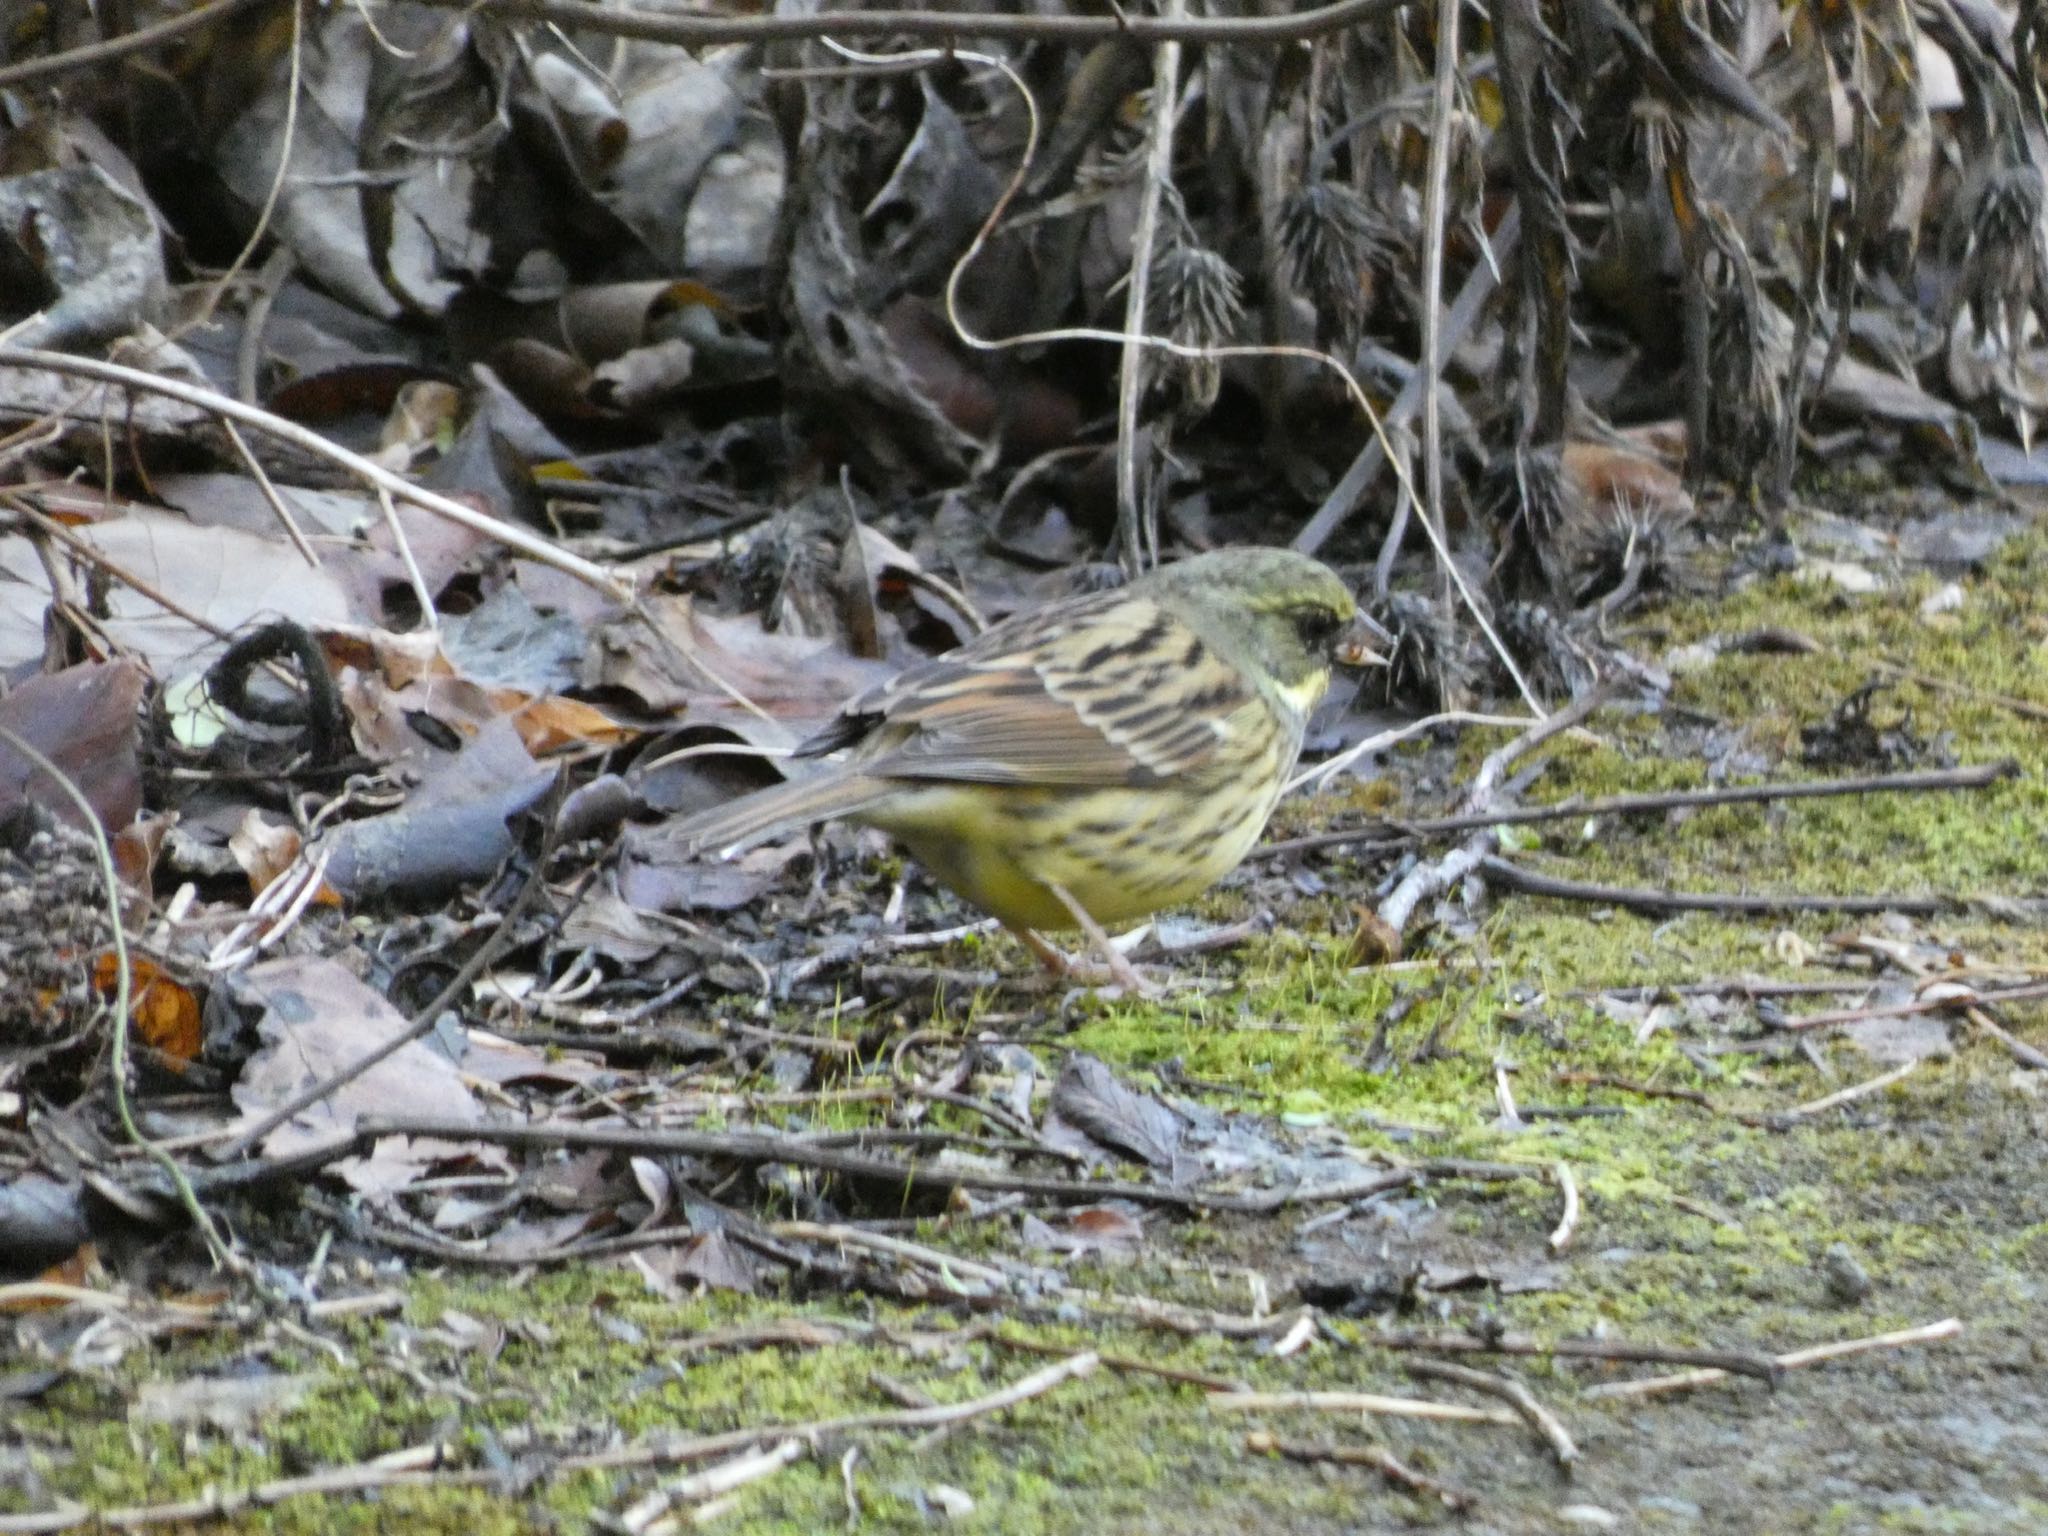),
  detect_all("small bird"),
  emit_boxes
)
[673,547,1384,987]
